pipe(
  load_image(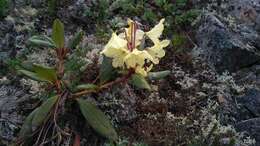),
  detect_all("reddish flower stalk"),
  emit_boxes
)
[126,20,138,52]
[72,69,135,98]
[130,21,134,51]
[132,22,136,51]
